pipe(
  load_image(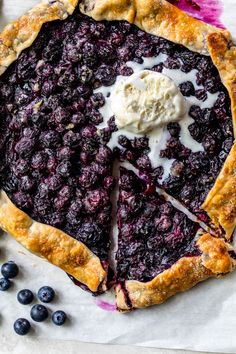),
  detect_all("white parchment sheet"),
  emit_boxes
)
[1,0,236,352]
